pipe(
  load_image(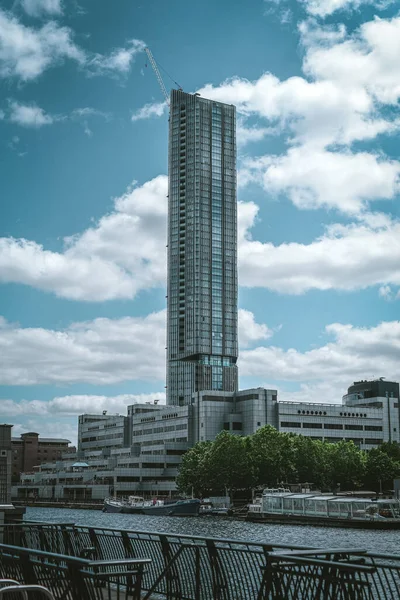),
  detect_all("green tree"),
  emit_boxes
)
[325,441,366,491]
[176,441,212,497]
[378,442,400,462]
[206,431,255,495]
[364,448,400,492]
[292,436,330,489]
[248,425,297,487]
